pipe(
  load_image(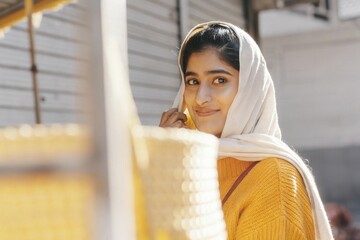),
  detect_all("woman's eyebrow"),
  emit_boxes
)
[185,71,198,77]
[185,69,233,77]
[206,69,233,76]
